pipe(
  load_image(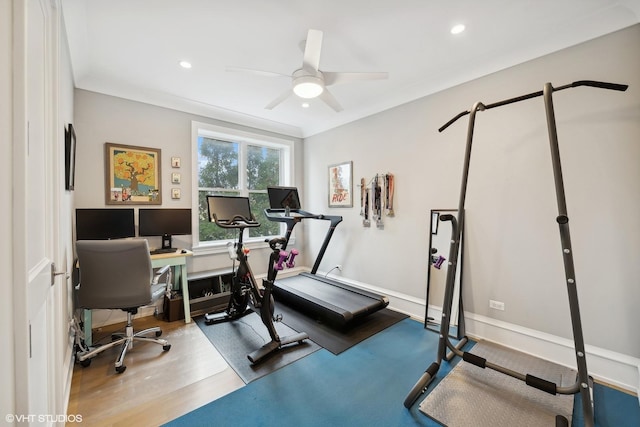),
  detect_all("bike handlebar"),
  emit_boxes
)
[212,214,260,229]
[438,80,628,132]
